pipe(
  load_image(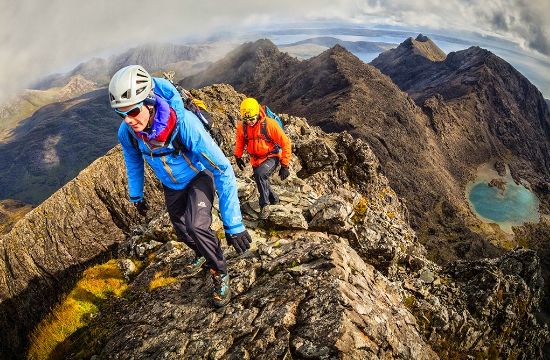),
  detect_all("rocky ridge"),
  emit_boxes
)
[181,38,509,264]
[0,84,547,359]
